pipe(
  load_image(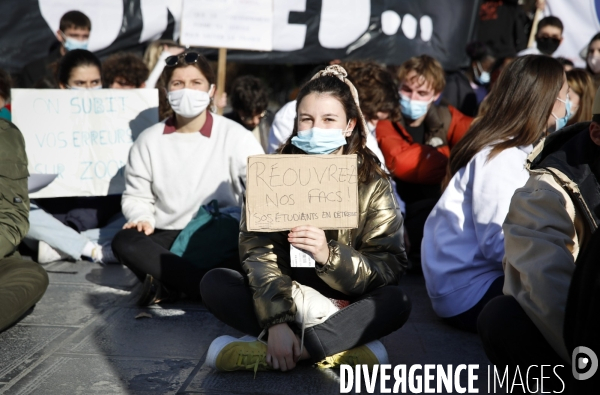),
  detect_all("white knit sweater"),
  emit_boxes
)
[122,113,264,230]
